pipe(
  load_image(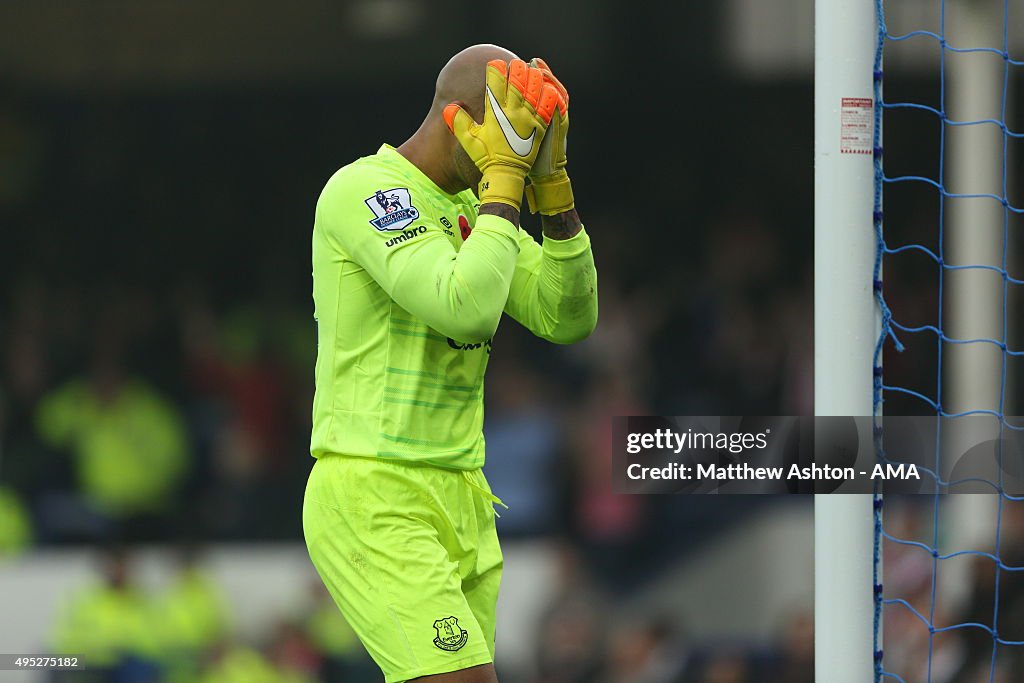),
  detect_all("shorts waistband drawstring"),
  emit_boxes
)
[461,470,509,517]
